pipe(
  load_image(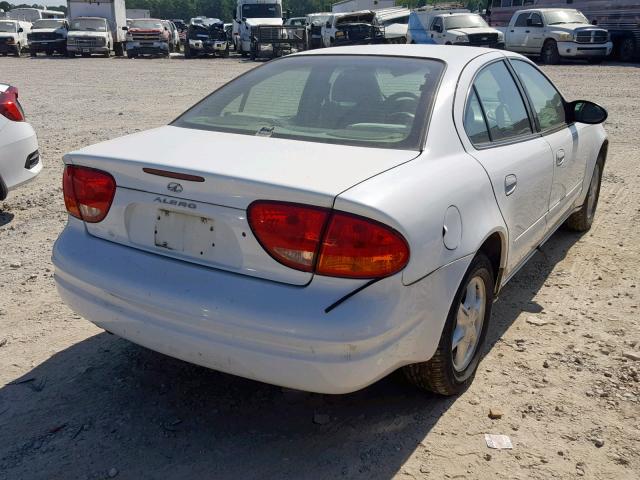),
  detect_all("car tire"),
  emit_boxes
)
[617,37,635,62]
[184,45,191,59]
[403,253,494,396]
[565,158,604,232]
[541,39,560,65]
[15,43,22,57]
